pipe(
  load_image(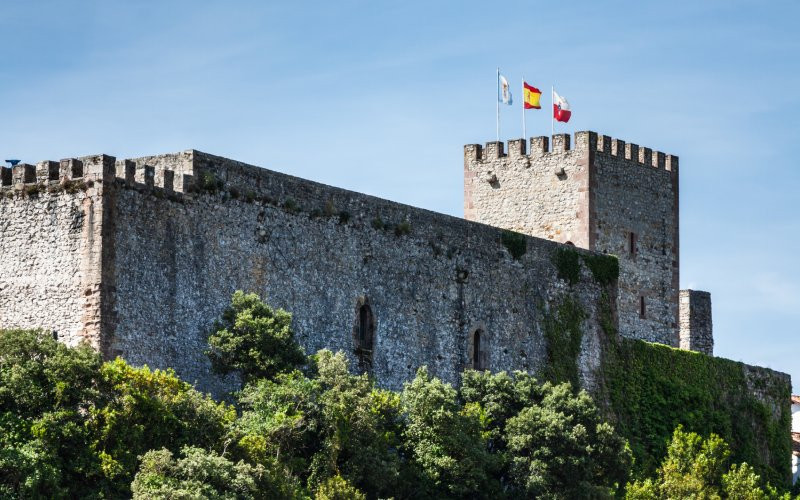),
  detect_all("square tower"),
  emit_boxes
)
[464,132,680,346]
